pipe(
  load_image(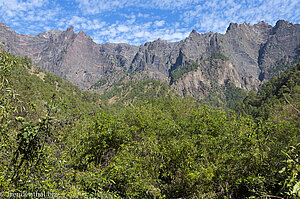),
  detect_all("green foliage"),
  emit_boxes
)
[197,82,247,111]
[0,50,103,197]
[237,61,300,121]
[169,52,228,84]
[101,78,177,109]
[1,49,299,198]
[0,48,17,88]
[170,62,199,83]
[278,143,300,197]
[90,78,108,89]
[205,52,230,62]
[8,59,101,118]
[224,82,247,109]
